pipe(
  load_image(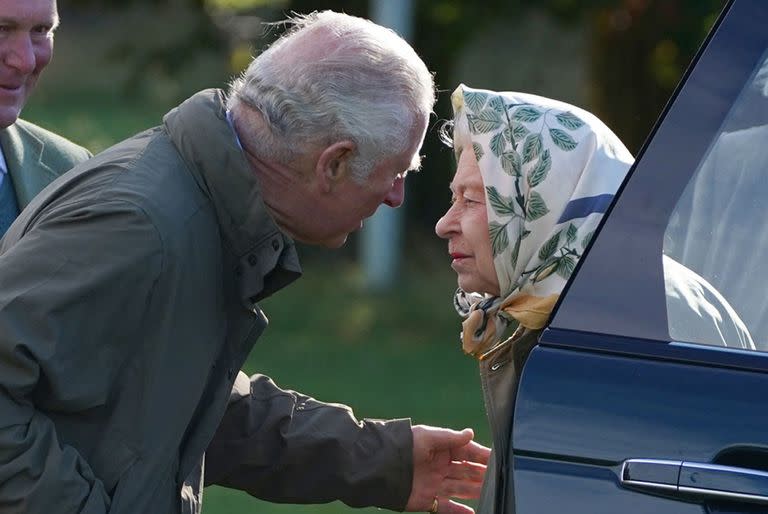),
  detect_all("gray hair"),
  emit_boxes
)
[438,105,470,152]
[226,10,435,181]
